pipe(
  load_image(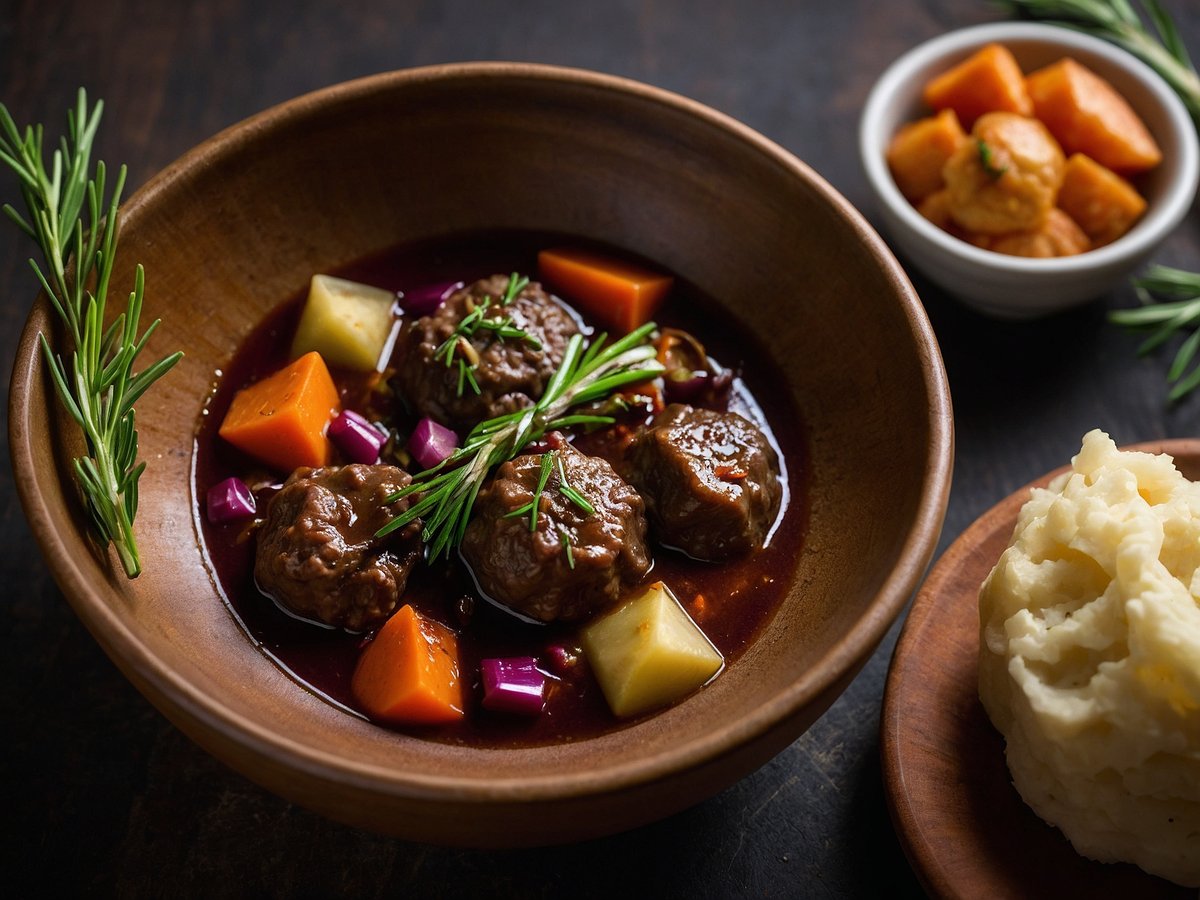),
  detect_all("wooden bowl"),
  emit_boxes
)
[9,63,952,846]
